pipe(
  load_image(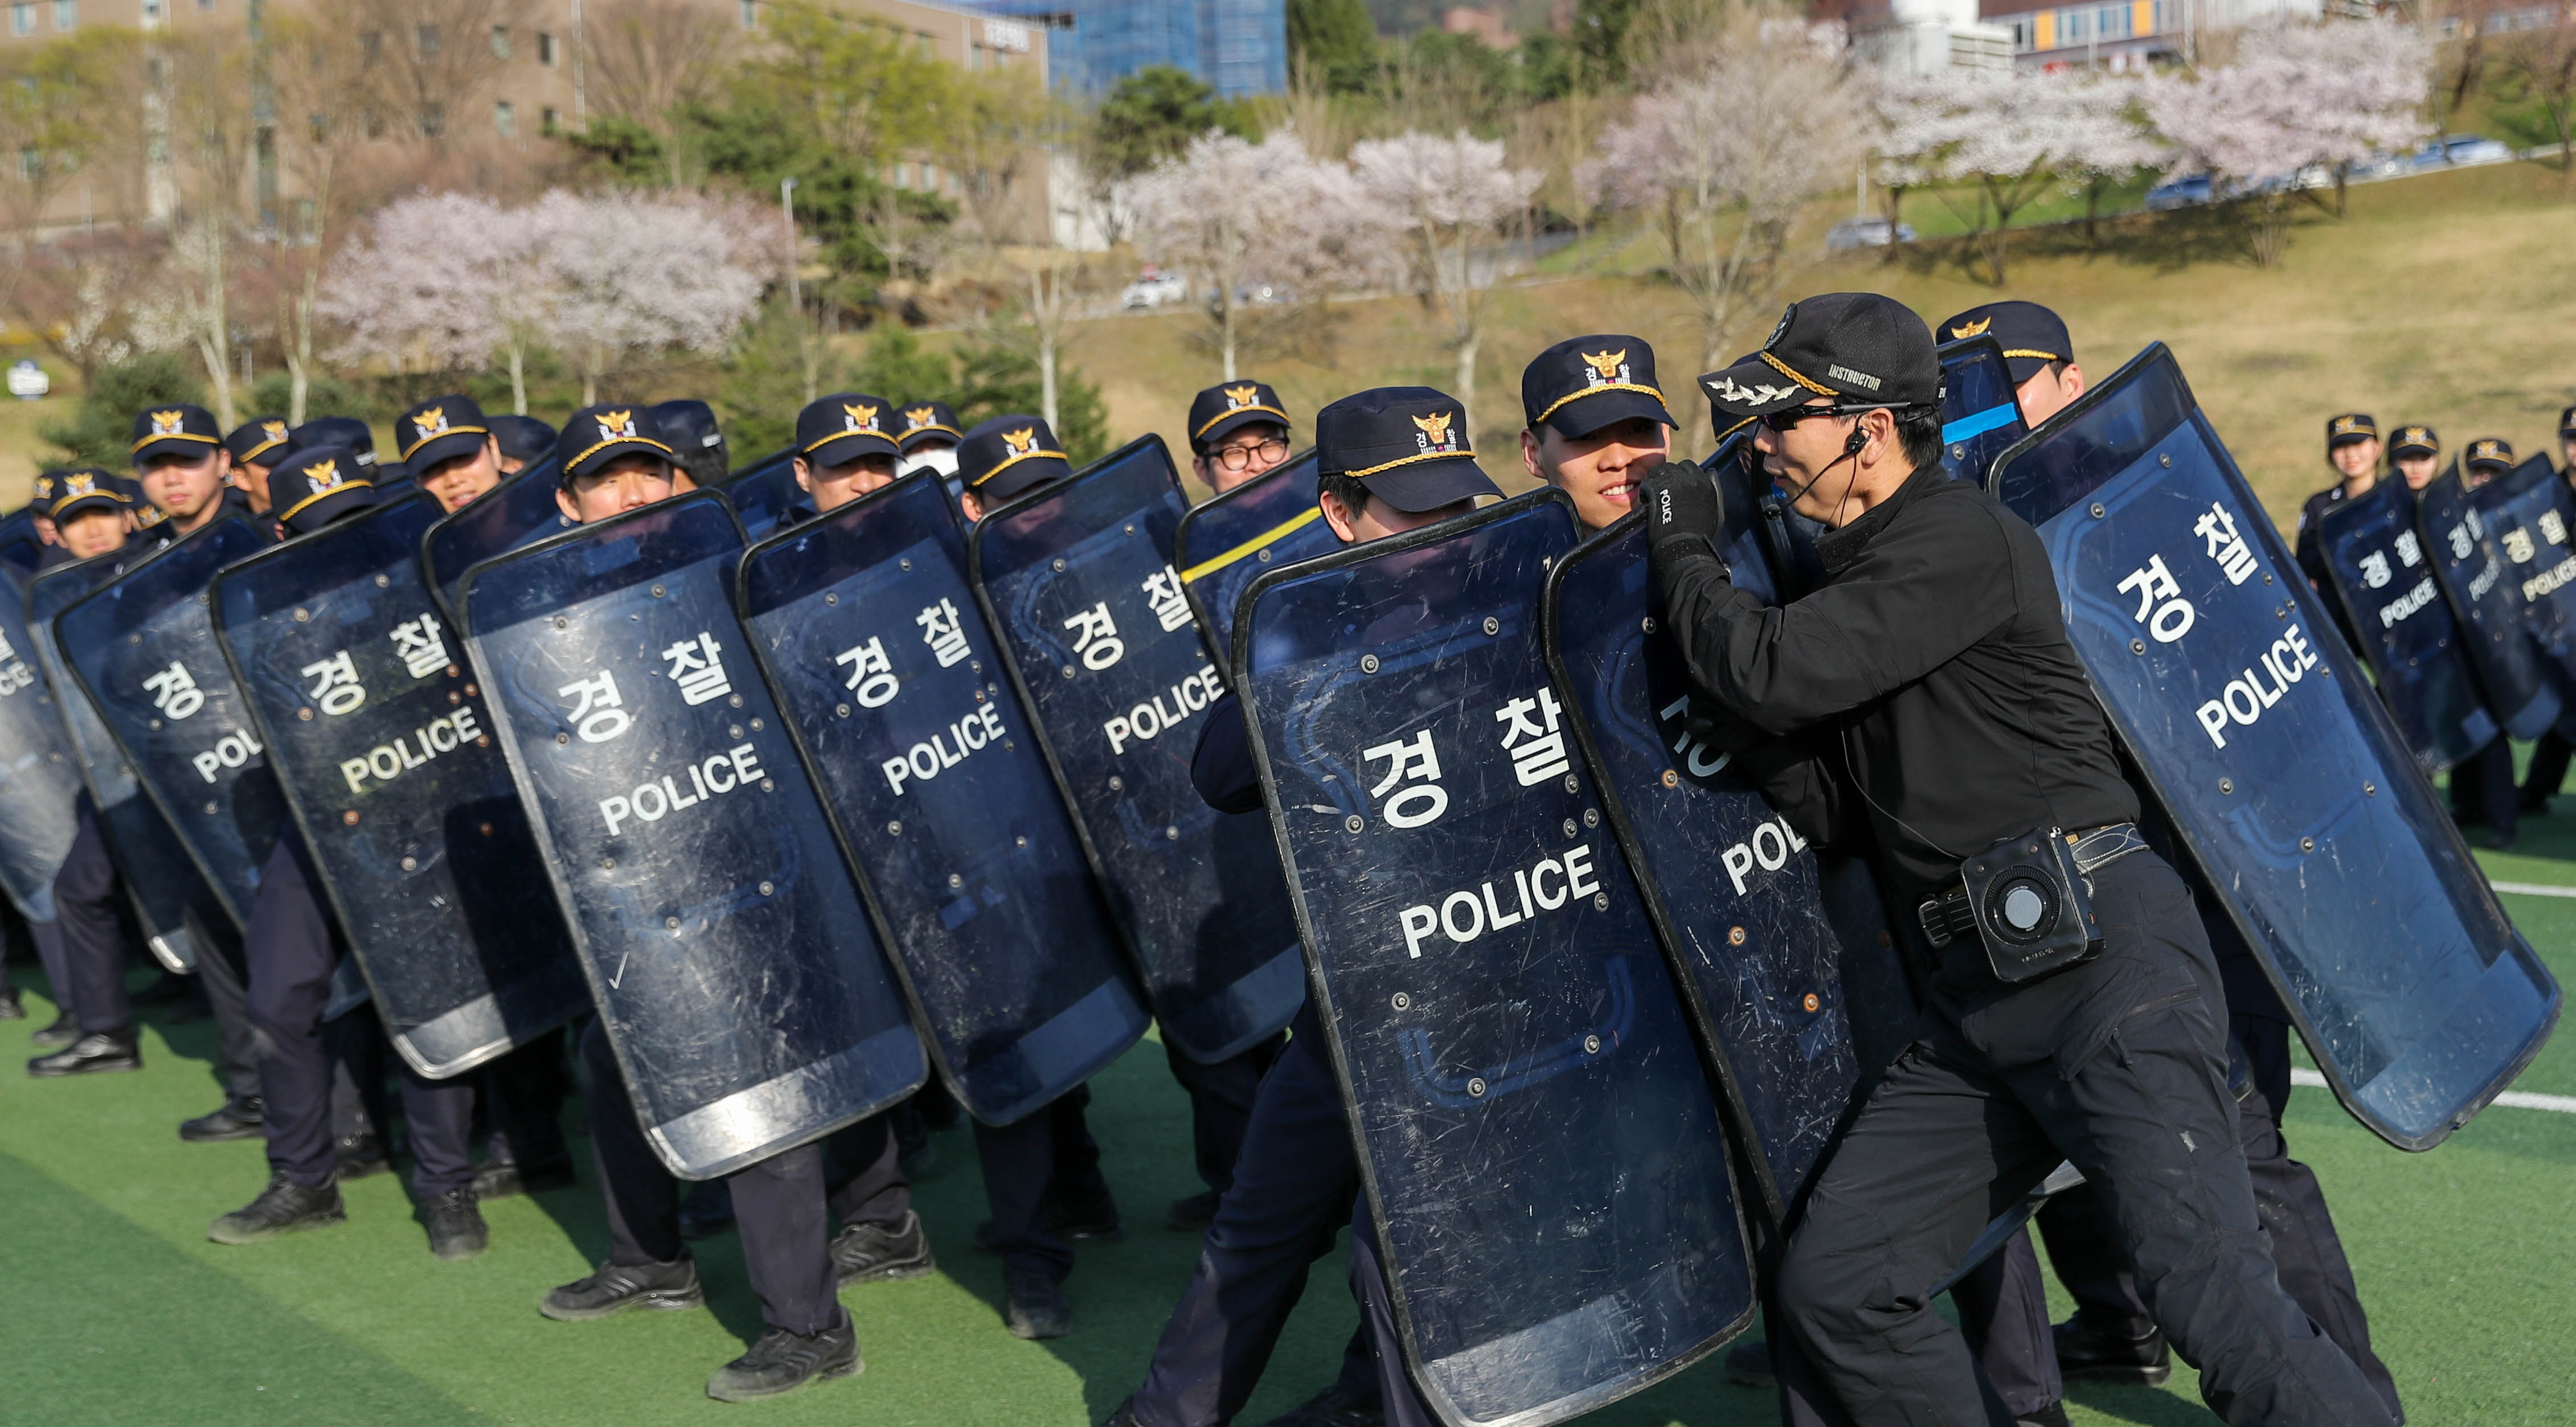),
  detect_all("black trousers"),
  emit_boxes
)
[189,902,263,1105]
[1772,854,2396,1427]
[825,1110,911,1229]
[973,1082,1107,1281]
[481,1026,574,1170]
[50,797,128,1035]
[2450,737,2518,835]
[1165,1032,1287,1199]
[579,1015,842,1336]
[2036,1010,2401,1420]
[246,834,473,1195]
[2523,728,2571,807]
[1129,1010,1407,1427]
